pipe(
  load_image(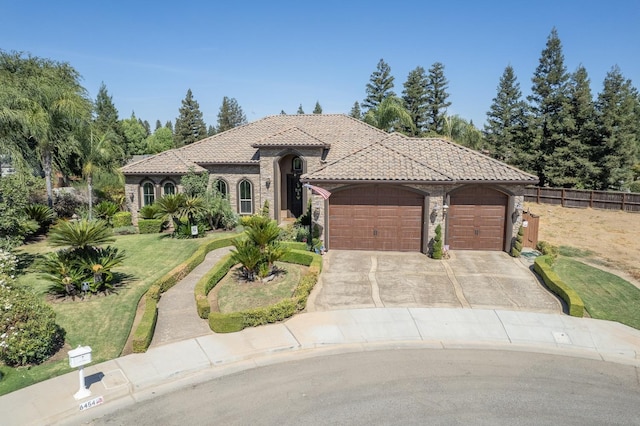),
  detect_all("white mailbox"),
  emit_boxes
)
[69,345,92,368]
